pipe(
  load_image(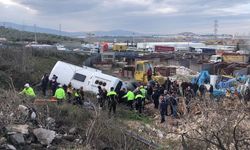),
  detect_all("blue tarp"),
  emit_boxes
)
[236,75,248,83]
[213,89,225,97]
[217,78,237,89]
[197,71,210,86]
